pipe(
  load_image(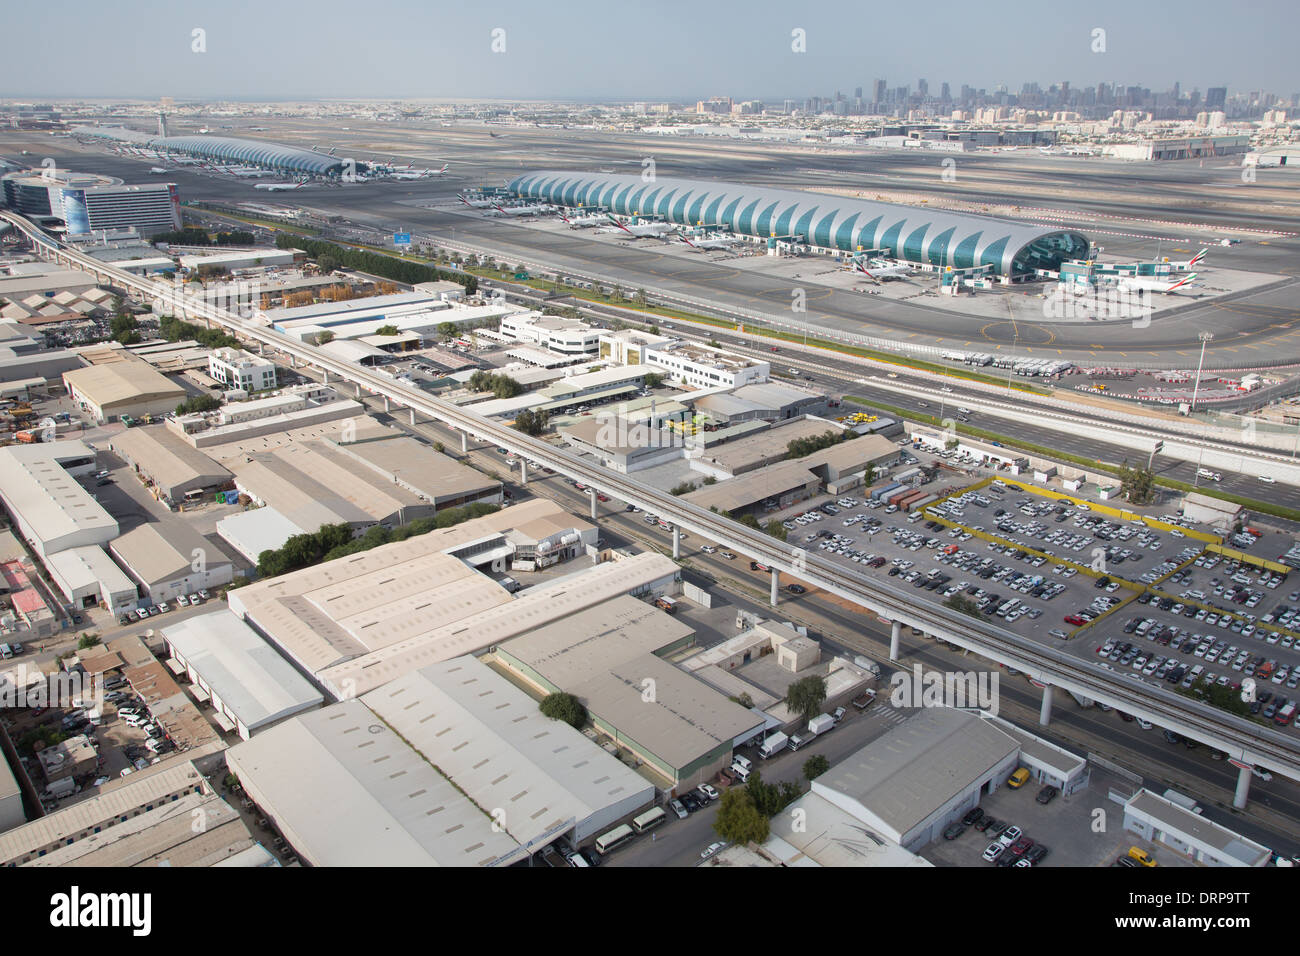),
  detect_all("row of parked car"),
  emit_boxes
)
[118,589,209,625]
